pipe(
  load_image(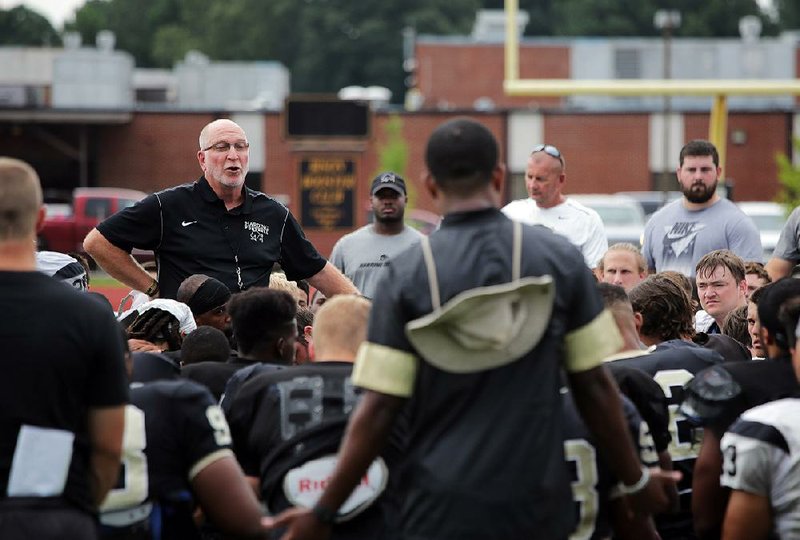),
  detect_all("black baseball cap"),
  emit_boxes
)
[370,172,406,196]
